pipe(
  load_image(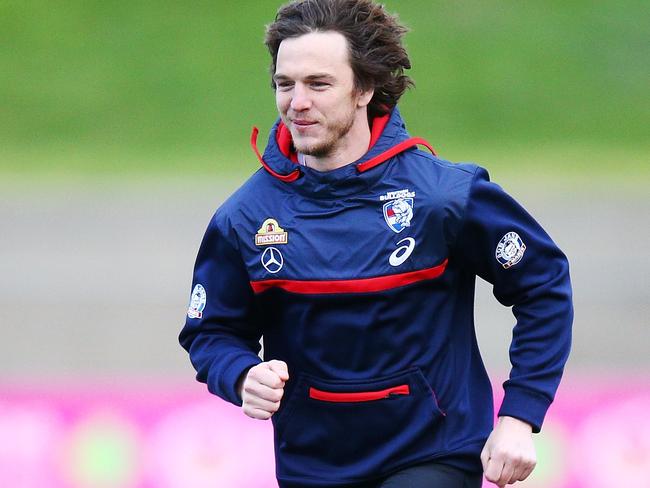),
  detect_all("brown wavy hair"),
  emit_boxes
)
[265,0,413,118]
